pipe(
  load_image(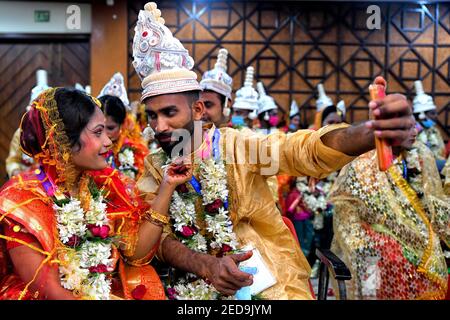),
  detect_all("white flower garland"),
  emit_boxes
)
[295,177,328,213]
[54,194,112,300]
[169,191,198,234]
[165,148,239,300]
[118,148,135,168]
[295,174,337,230]
[118,147,137,179]
[54,198,87,243]
[173,278,220,300]
[86,196,108,226]
[199,158,238,251]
